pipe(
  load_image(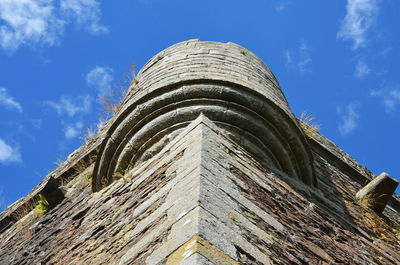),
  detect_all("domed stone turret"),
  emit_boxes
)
[2,39,400,265]
[92,39,317,192]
